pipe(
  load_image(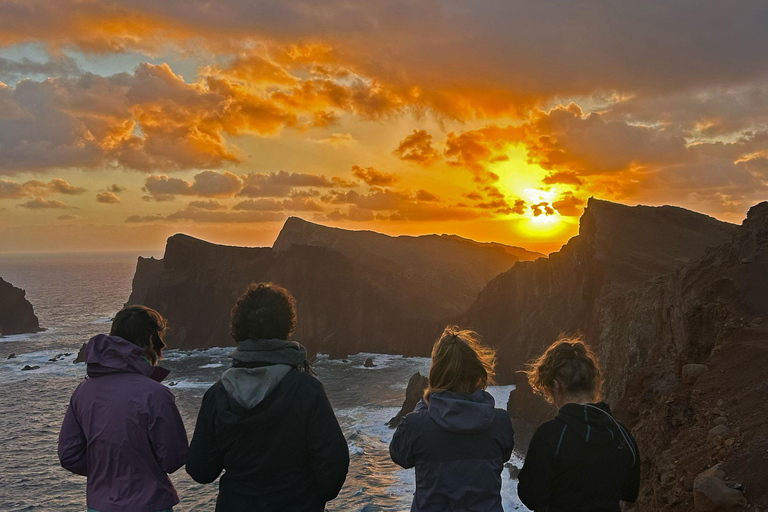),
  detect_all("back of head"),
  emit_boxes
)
[231,282,296,342]
[425,325,496,403]
[526,336,603,403]
[110,305,167,365]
